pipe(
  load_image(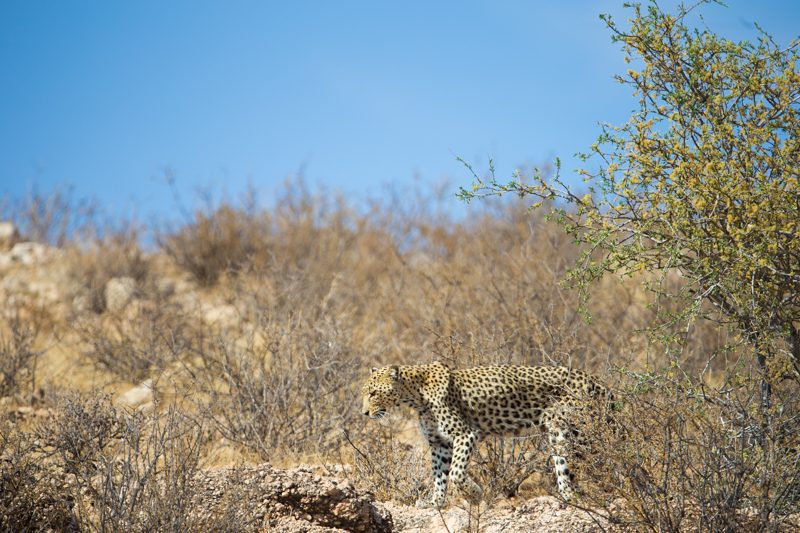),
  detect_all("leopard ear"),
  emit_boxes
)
[389,365,400,380]
[371,367,378,374]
